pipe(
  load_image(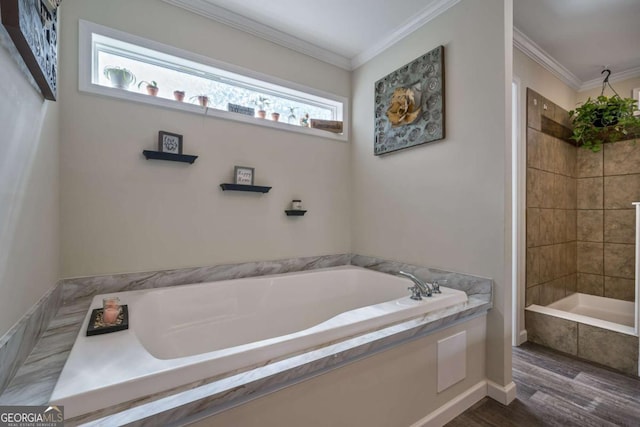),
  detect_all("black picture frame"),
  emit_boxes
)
[234,166,255,185]
[158,131,183,154]
[1,0,59,100]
